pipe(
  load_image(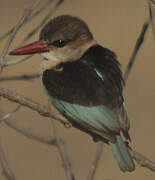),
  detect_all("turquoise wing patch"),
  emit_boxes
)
[94,68,104,80]
[52,98,120,134]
